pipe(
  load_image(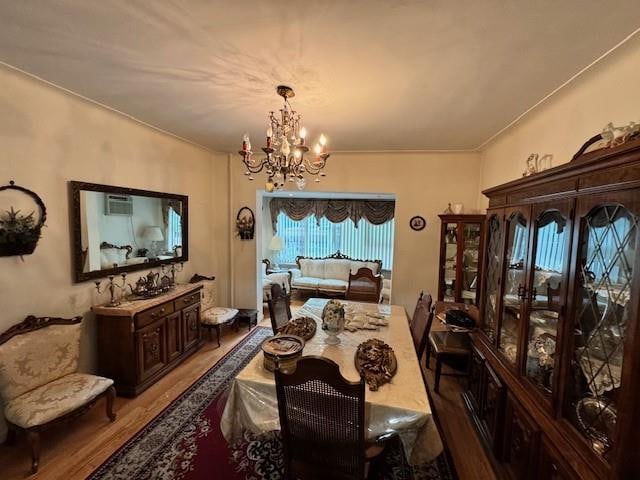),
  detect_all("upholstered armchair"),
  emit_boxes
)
[0,315,116,474]
[261,259,291,302]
